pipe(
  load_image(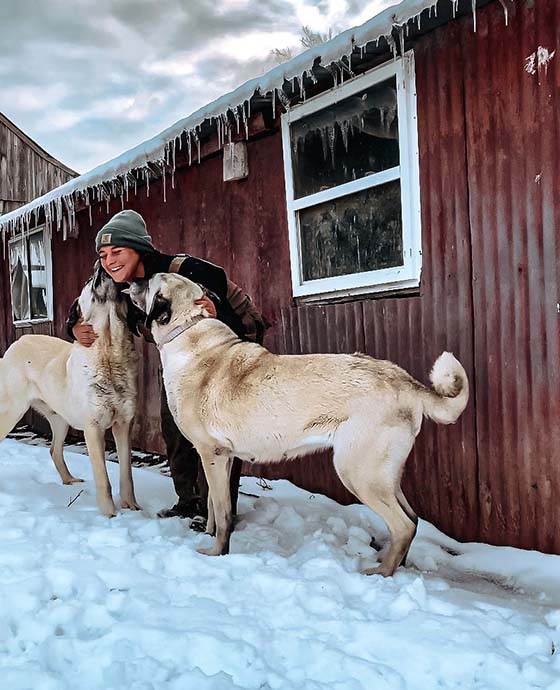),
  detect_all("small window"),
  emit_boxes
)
[8,227,53,323]
[282,51,421,298]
